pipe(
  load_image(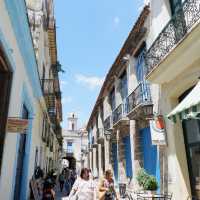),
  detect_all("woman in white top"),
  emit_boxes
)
[68,168,96,200]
